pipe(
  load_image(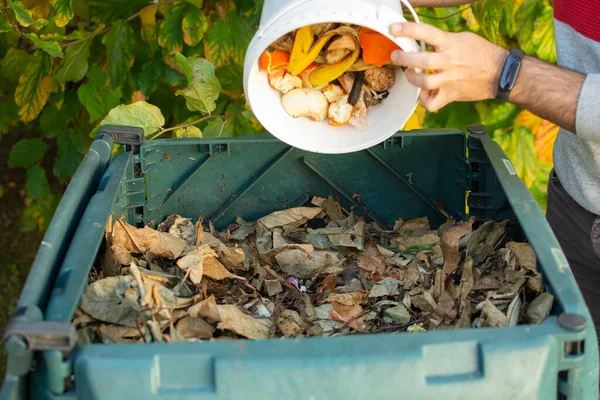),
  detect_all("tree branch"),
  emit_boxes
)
[149,110,246,140]
[60,0,182,48]
[1,0,26,38]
